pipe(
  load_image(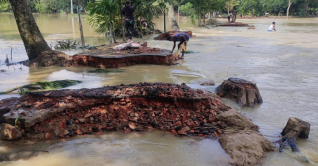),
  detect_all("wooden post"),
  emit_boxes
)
[78,0,85,47]
[71,0,73,14]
